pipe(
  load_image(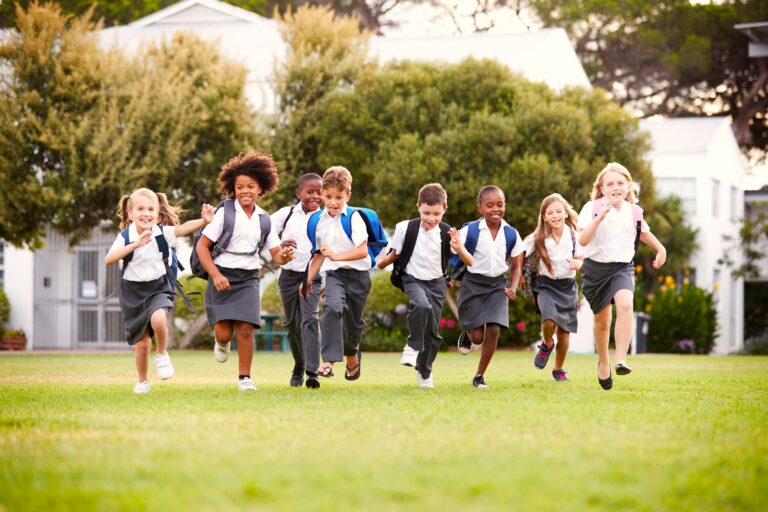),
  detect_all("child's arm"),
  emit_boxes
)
[104,229,152,265]
[640,231,667,269]
[197,235,230,291]
[173,204,214,237]
[579,201,611,246]
[377,249,398,269]
[505,253,524,299]
[269,244,296,265]
[320,241,368,262]
[300,253,325,298]
[449,227,474,266]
